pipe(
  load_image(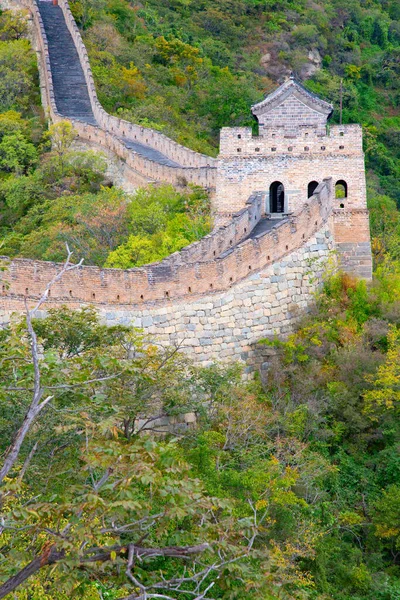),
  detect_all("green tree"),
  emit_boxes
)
[0,130,37,174]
